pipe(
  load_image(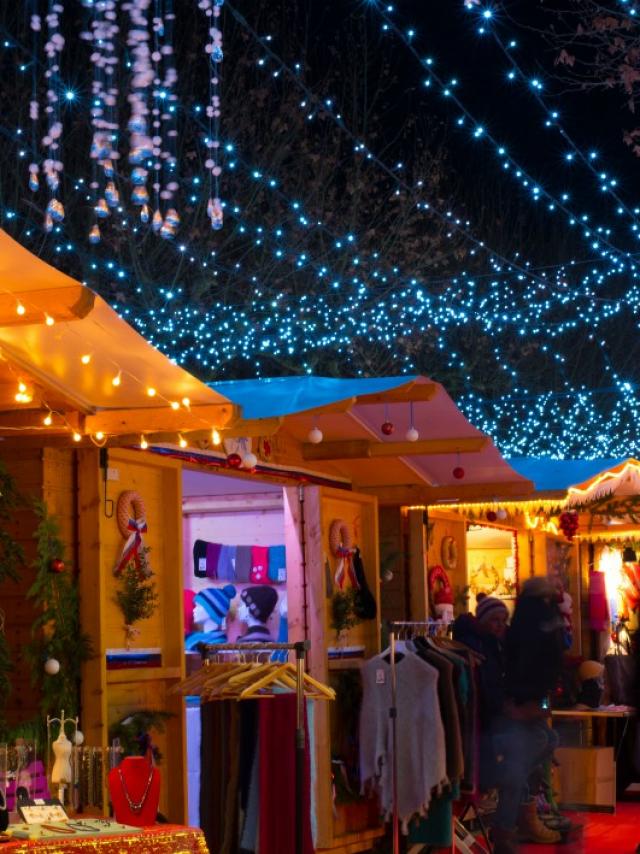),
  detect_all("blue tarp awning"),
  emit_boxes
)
[507,458,626,493]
